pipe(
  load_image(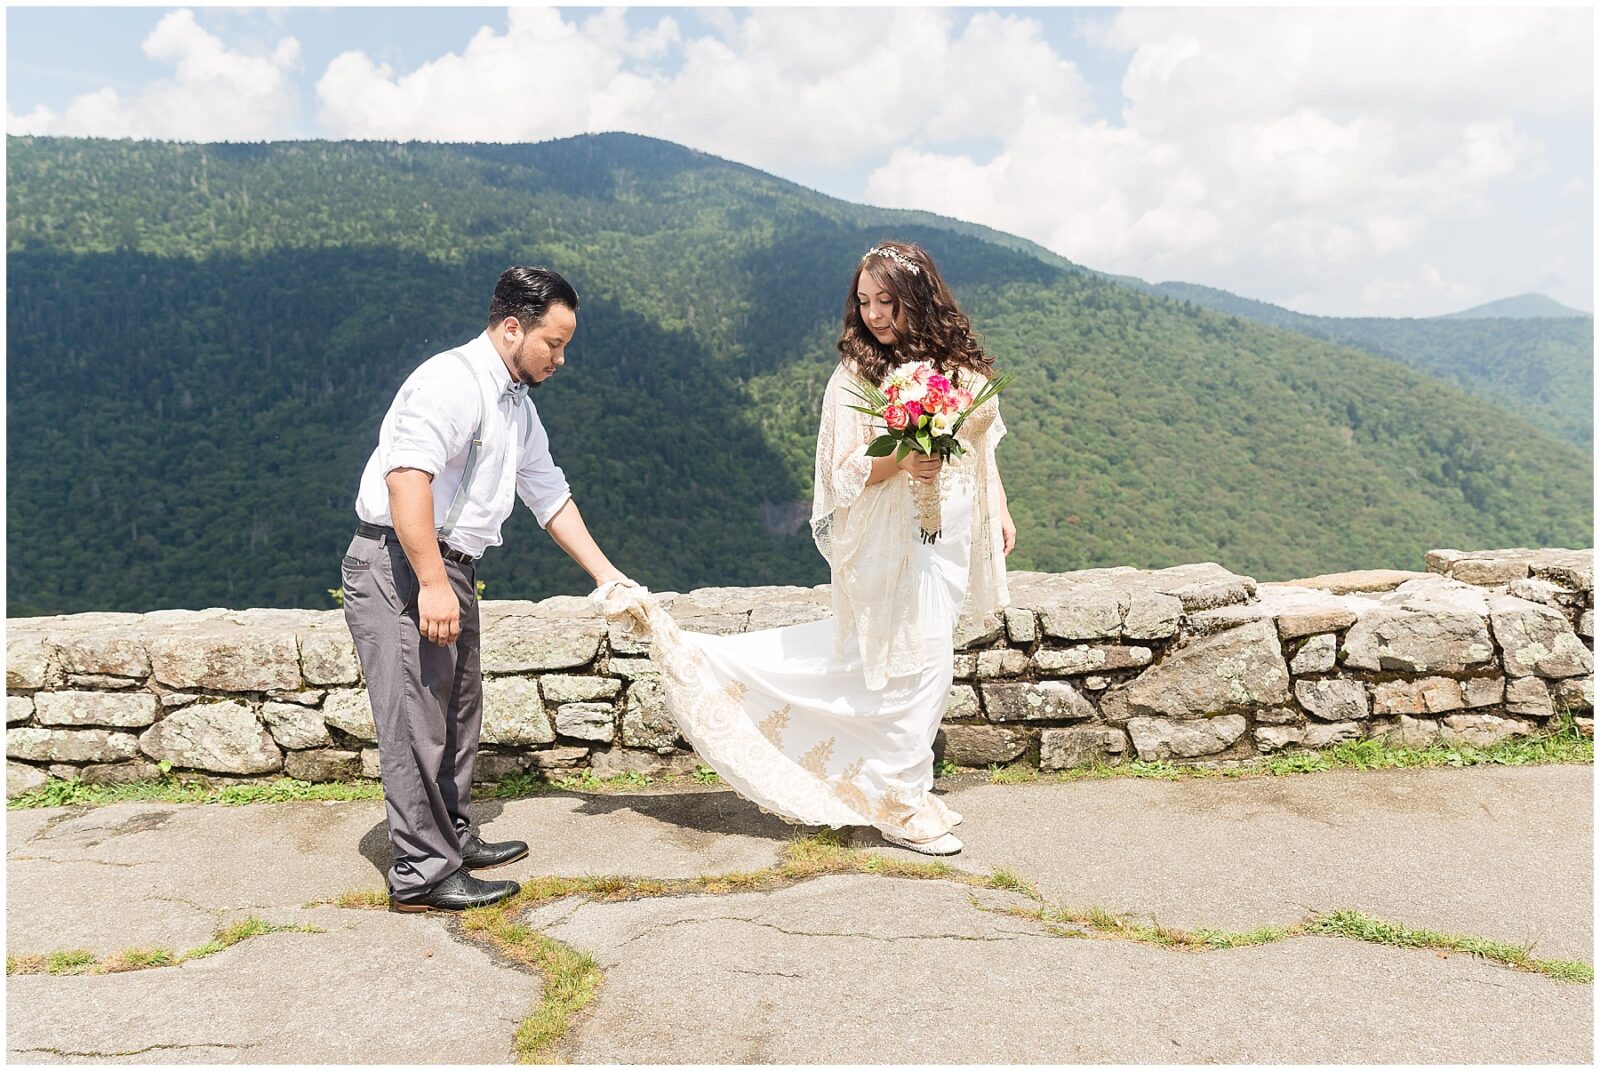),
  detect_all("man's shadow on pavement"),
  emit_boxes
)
[356,786,810,881]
